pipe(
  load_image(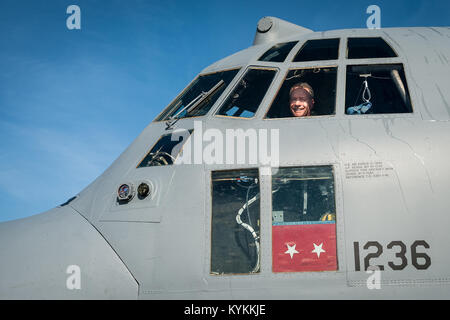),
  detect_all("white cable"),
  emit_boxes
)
[234,188,280,273]
[362,79,372,103]
[236,193,260,273]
